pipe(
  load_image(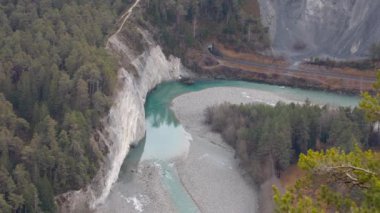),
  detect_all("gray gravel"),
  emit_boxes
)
[97,87,295,213]
[96,161,176,213]
[171,87,293,213]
